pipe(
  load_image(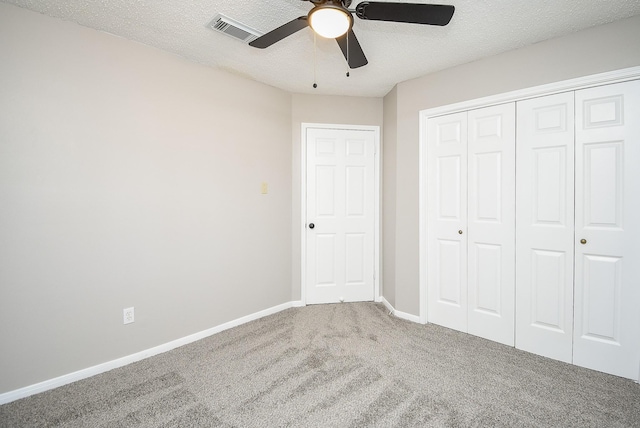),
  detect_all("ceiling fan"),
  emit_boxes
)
[249,1,455,69]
